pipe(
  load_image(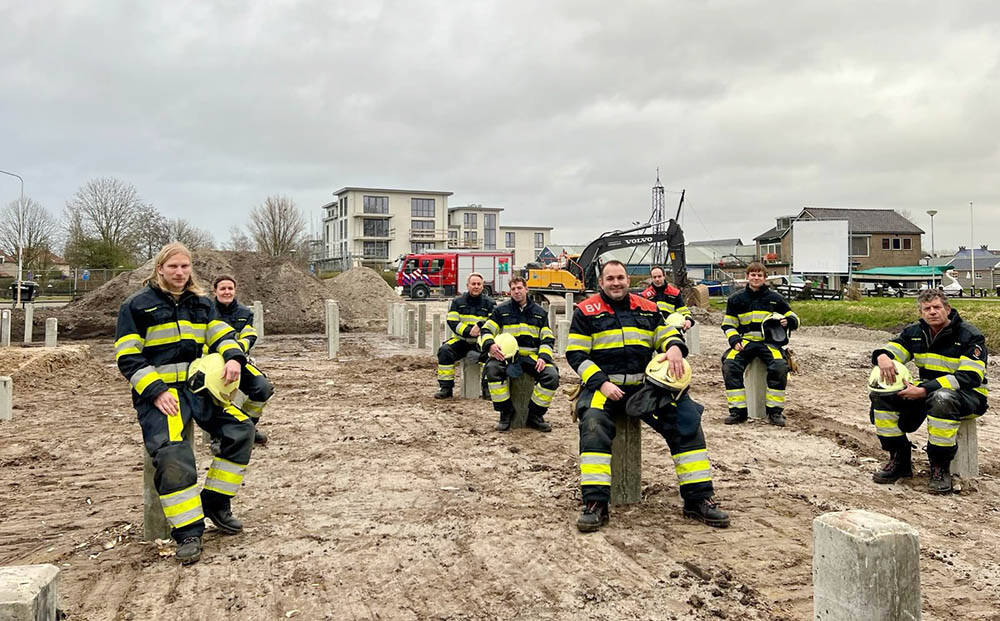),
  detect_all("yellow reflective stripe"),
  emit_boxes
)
[538,344,554,357]
[884,342,911,363]
[165,388,183,441]
[145,323,182,346]
[958,357,986,377]
[927,416,960,442]
[131,366,161,394]
[721,315,738,328]
[567,333,592,352]
[217,340,241,355]
[482,319,499,334]
[205,320,230,346]
[589,390,607,410]
[580,452,611,485]
[592,330,624,350]
[914,353,959,372]
[974,386,988,397]
[578,360,601,383]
